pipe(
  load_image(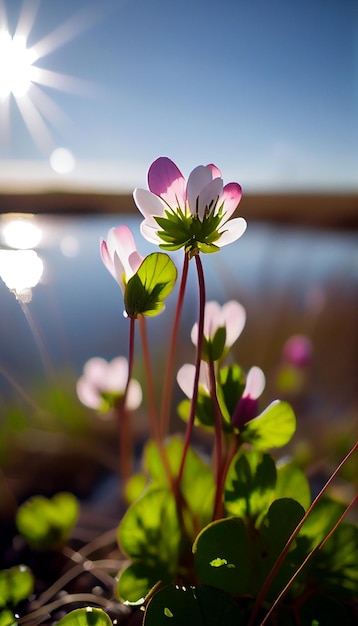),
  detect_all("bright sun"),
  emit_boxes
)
[0,30,37,99]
